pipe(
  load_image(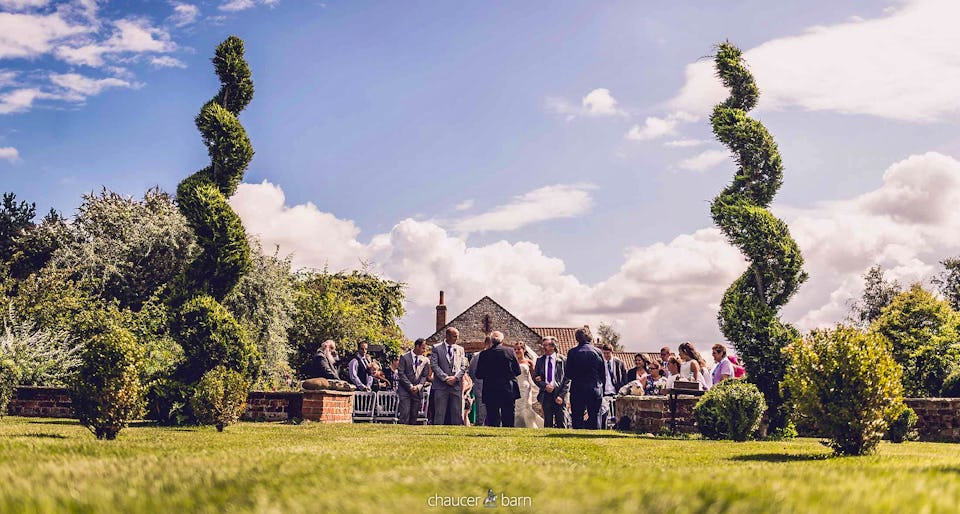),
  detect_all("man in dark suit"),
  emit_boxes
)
[397,338,429,425]
[600,344,627,429]
[533,336,570,428]
[564,327,604,429]
[309,340,340,380]
[475,330,521,427]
